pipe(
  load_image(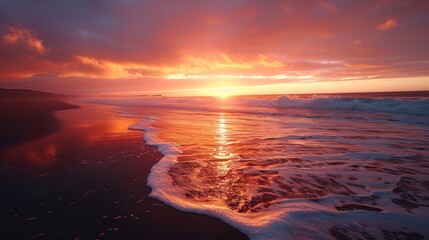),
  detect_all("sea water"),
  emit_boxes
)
[88,93,429,239]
